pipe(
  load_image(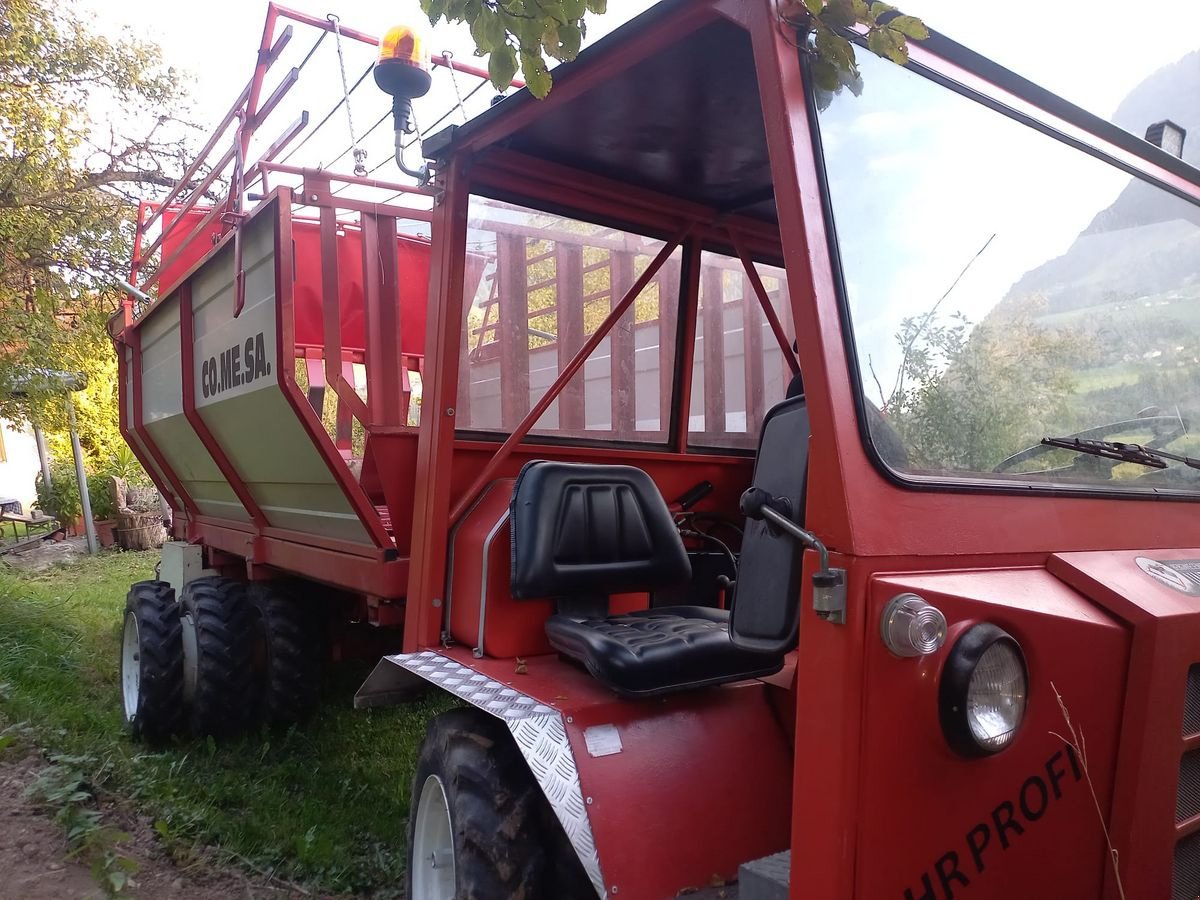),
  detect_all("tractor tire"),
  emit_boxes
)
[180,576,255,738]
[245,583,320,726]
[408,707,554,900]
[120,580,185,744]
